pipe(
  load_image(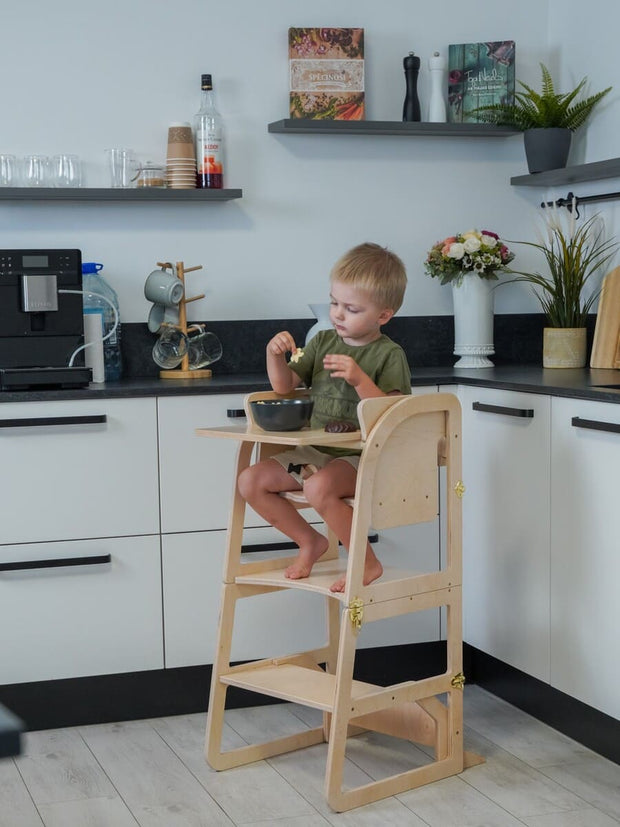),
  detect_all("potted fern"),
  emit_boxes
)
[472,64,611,173]
[508,212,618,367]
